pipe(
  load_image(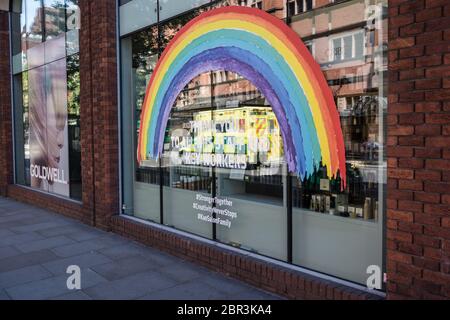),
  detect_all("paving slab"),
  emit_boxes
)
[84,271,178,300]
[41,252,113,275]
[37,224,99,238]
[0,246,21,260]
[10,220,71,234]
[51,291,93,300]
[51,235,125,258]
[1,232,45,247]
[198,274,257,296]
[97,243,153,261]
[90,255,159,281]
[5,269,107,300]
[159,262,207,283]
[14,236,76,254]
[0,289,10,300]
[0,265,53,288]
[0,230,16,238]
[139,281,227,300]
[0,249,60,273]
